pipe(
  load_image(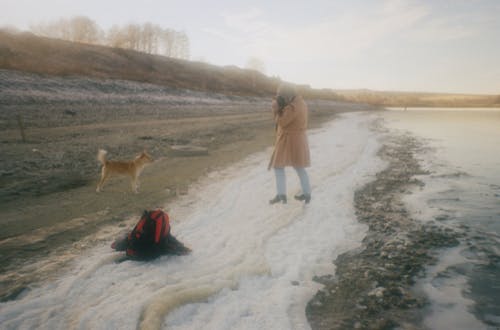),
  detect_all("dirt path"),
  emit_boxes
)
[1,100,367,301]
